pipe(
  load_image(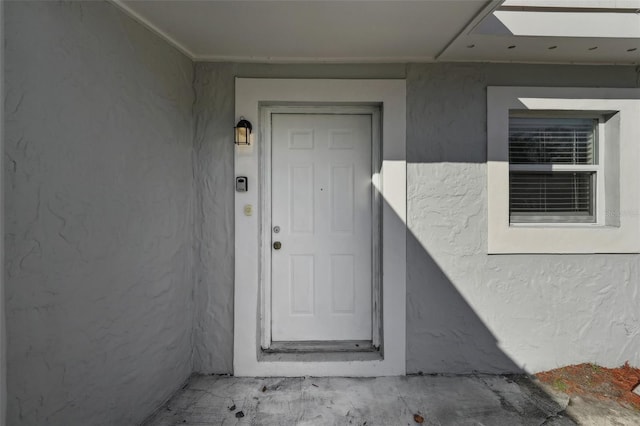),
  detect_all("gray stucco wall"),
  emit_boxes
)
[4,2,194,425]
[192,63,405,373]
[4,1,639,420]
[1,1,6,422]
[405,64,639,373]
[193,62,640,375]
